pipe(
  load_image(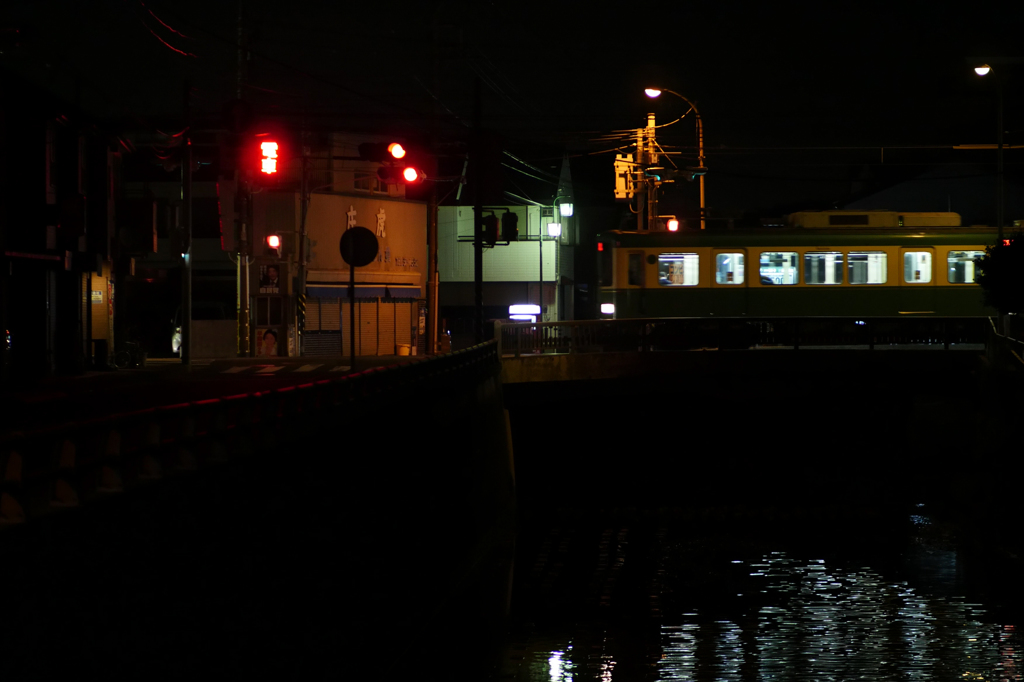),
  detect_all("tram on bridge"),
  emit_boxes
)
[597,211,999,319]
